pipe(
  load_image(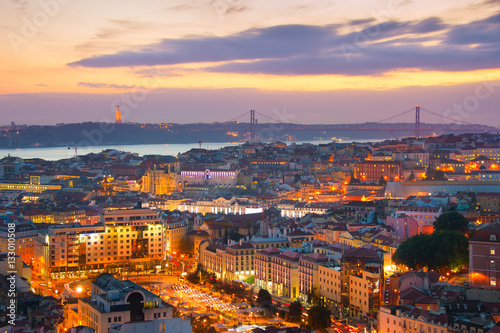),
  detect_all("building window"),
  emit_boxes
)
[491,277,497,286]
[491,248,496,255]
[491,260,496,270]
